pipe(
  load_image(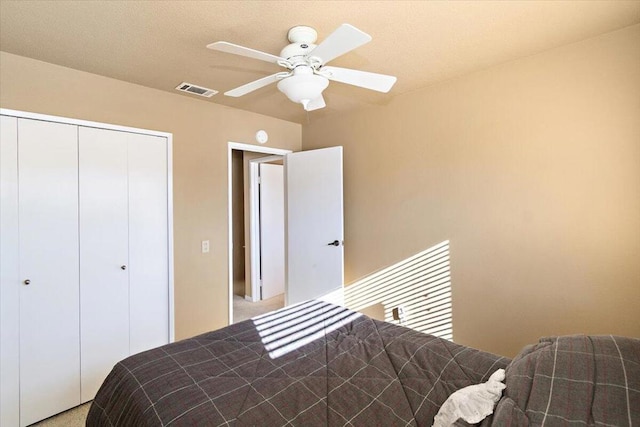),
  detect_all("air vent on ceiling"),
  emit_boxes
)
[175,82,218,97]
